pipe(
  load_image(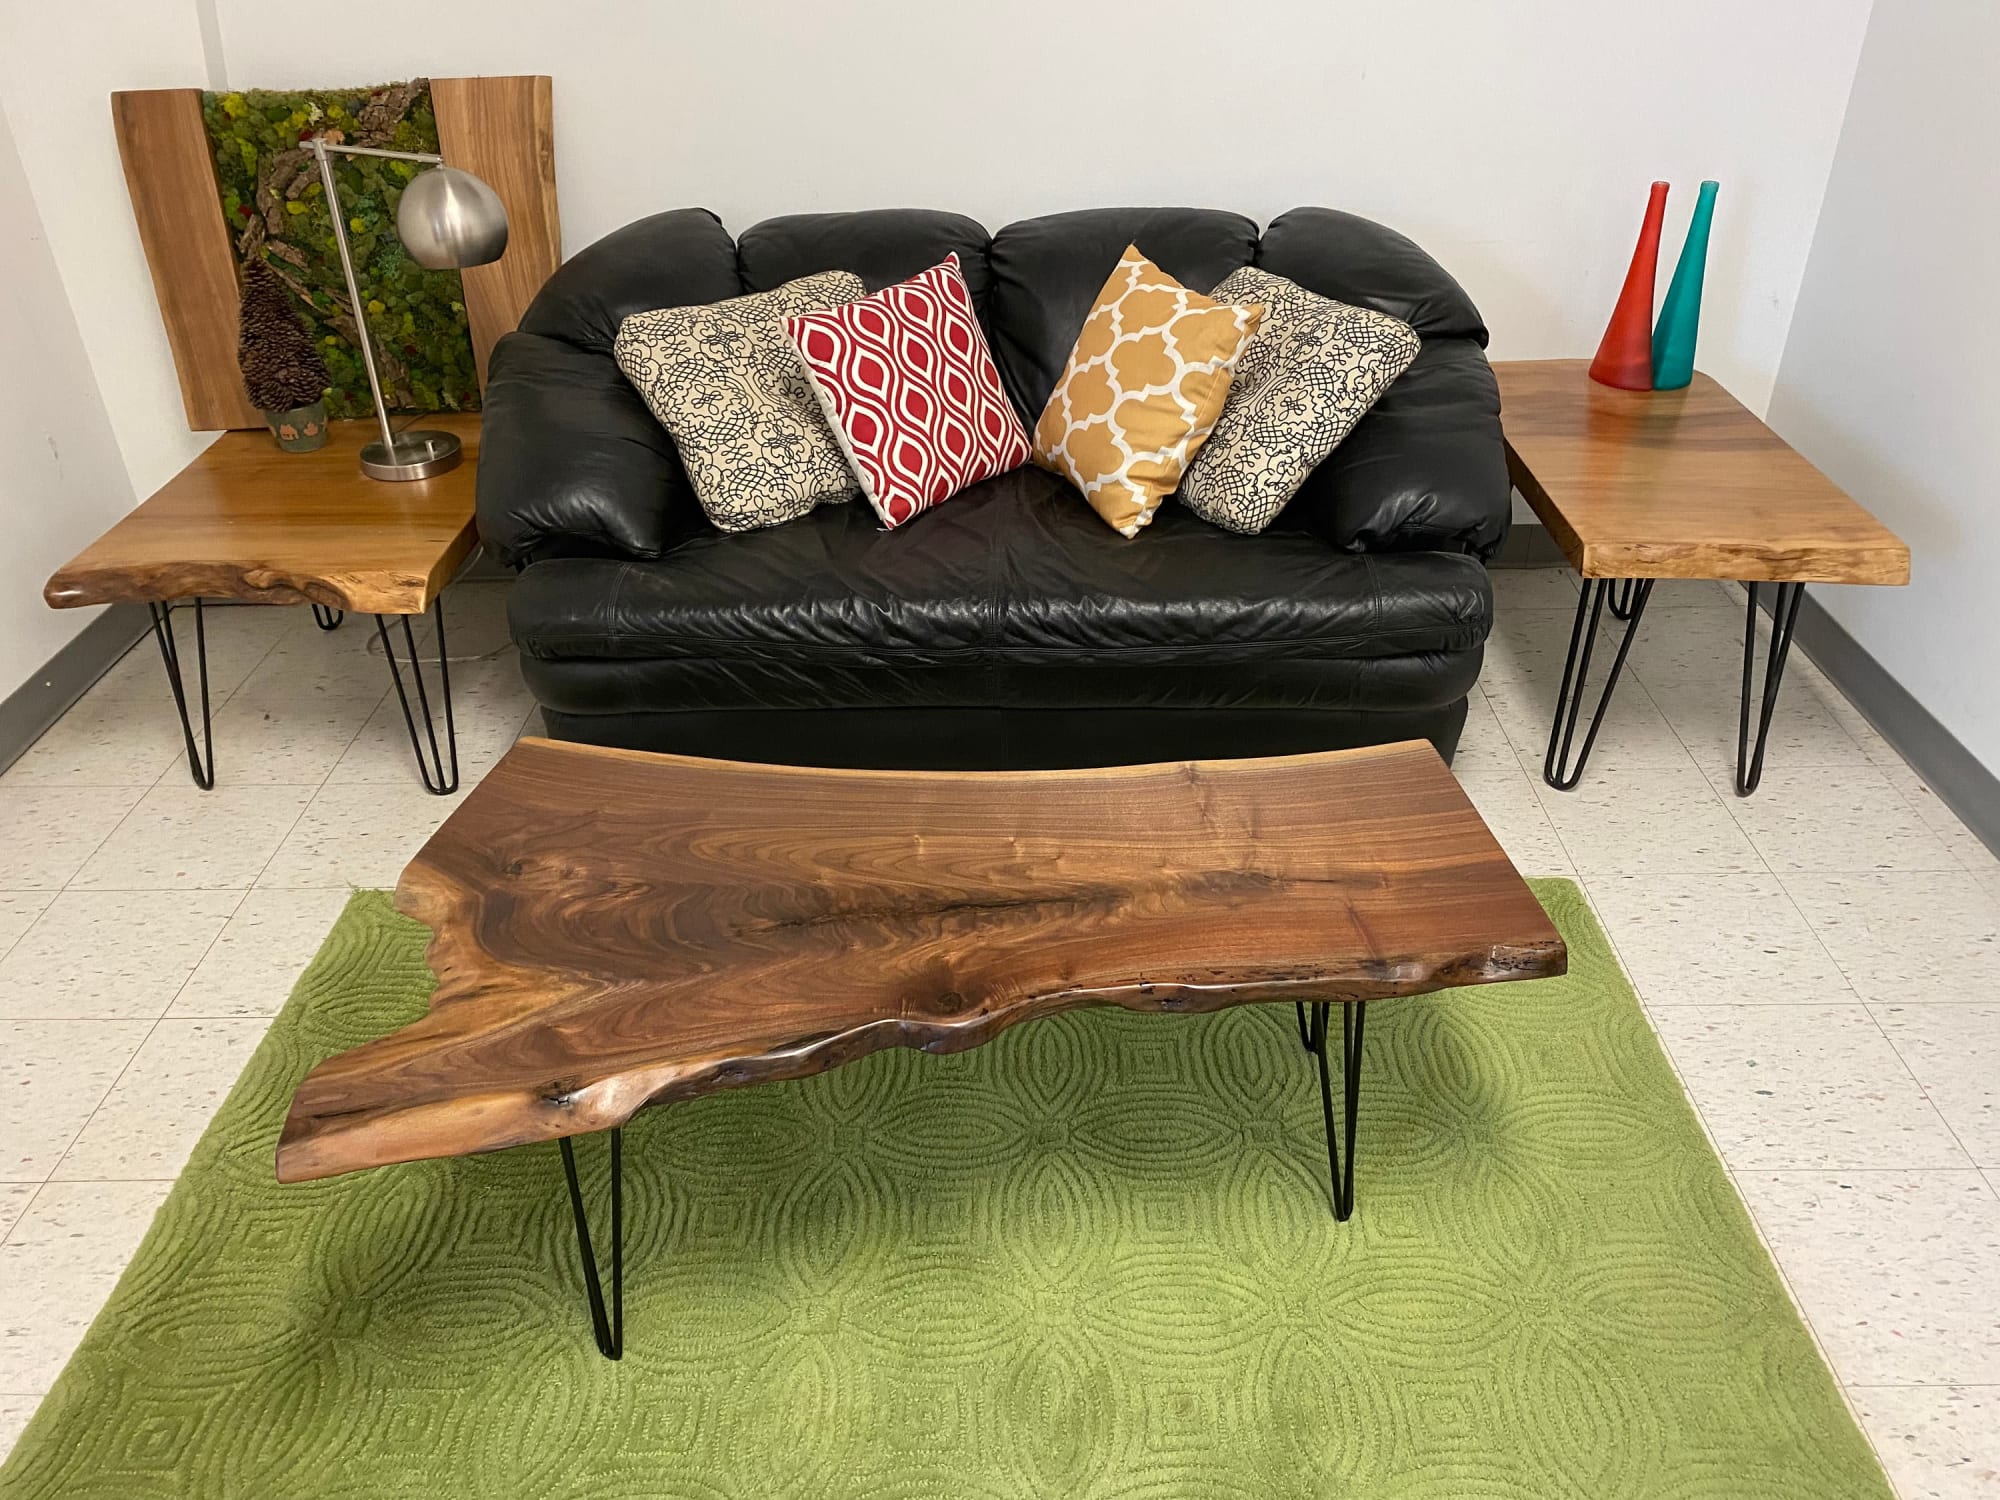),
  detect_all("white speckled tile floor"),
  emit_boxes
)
[1,570,1997,1495]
